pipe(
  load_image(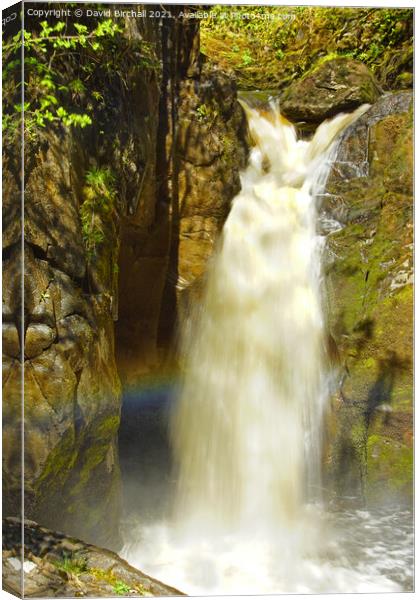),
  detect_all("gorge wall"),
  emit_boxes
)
[324,91,413,503]
[2,5,247,547]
